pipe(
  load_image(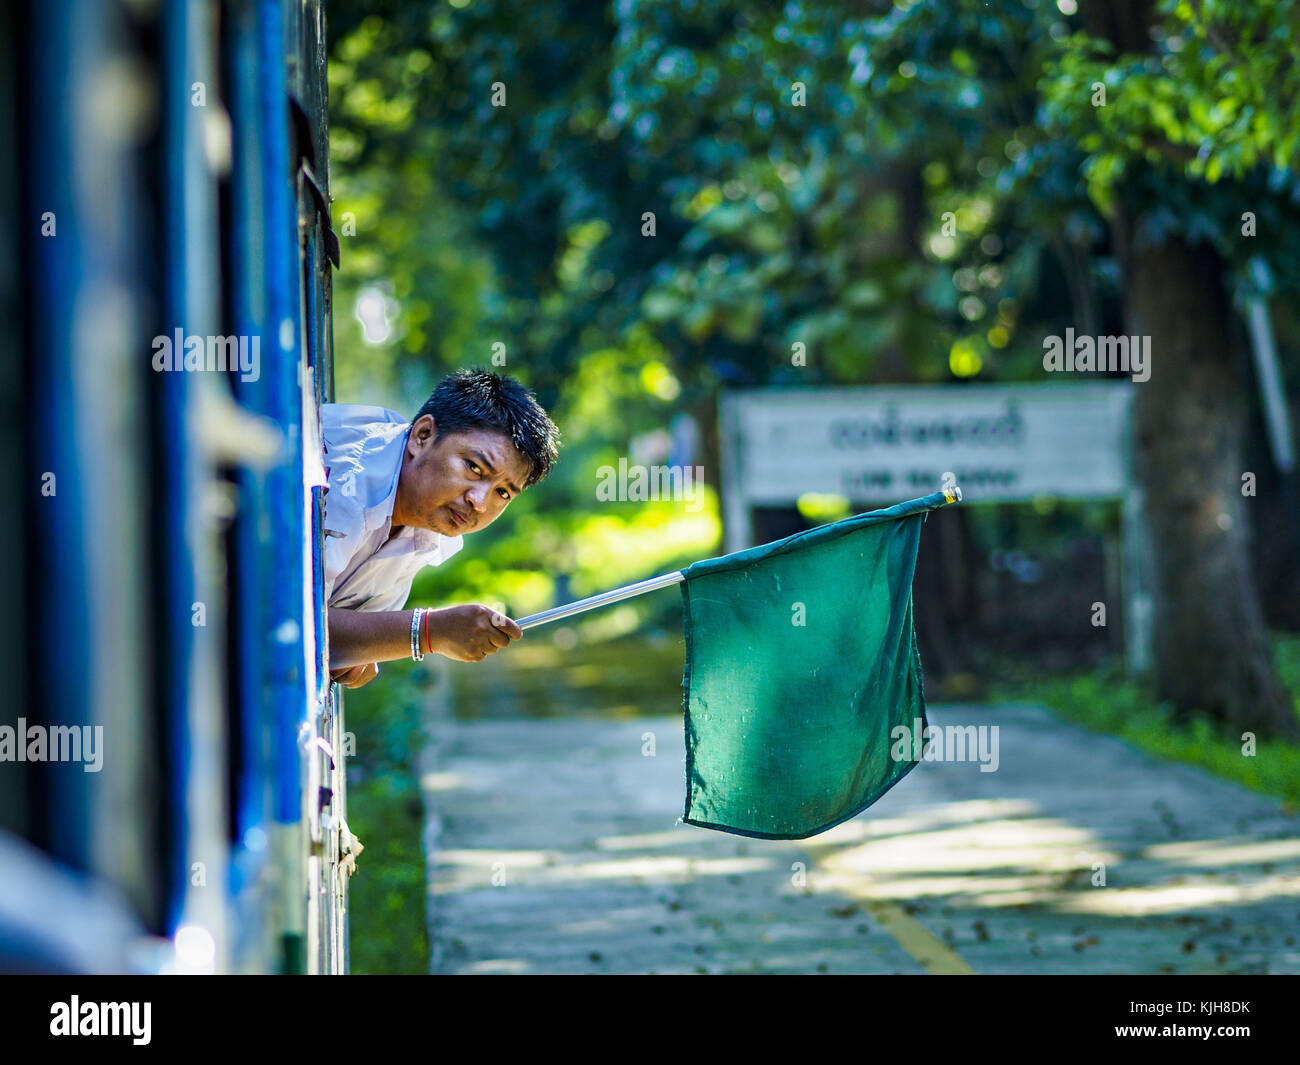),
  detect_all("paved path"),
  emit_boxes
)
[421,702,1300,974]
